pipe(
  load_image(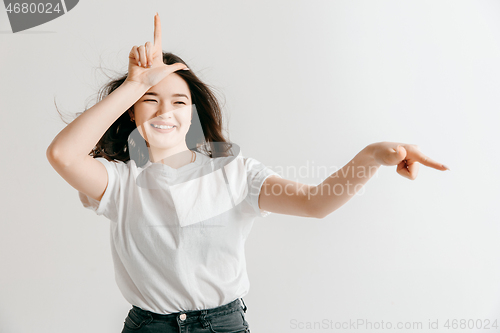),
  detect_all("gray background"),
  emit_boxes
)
[1,0,499,332]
